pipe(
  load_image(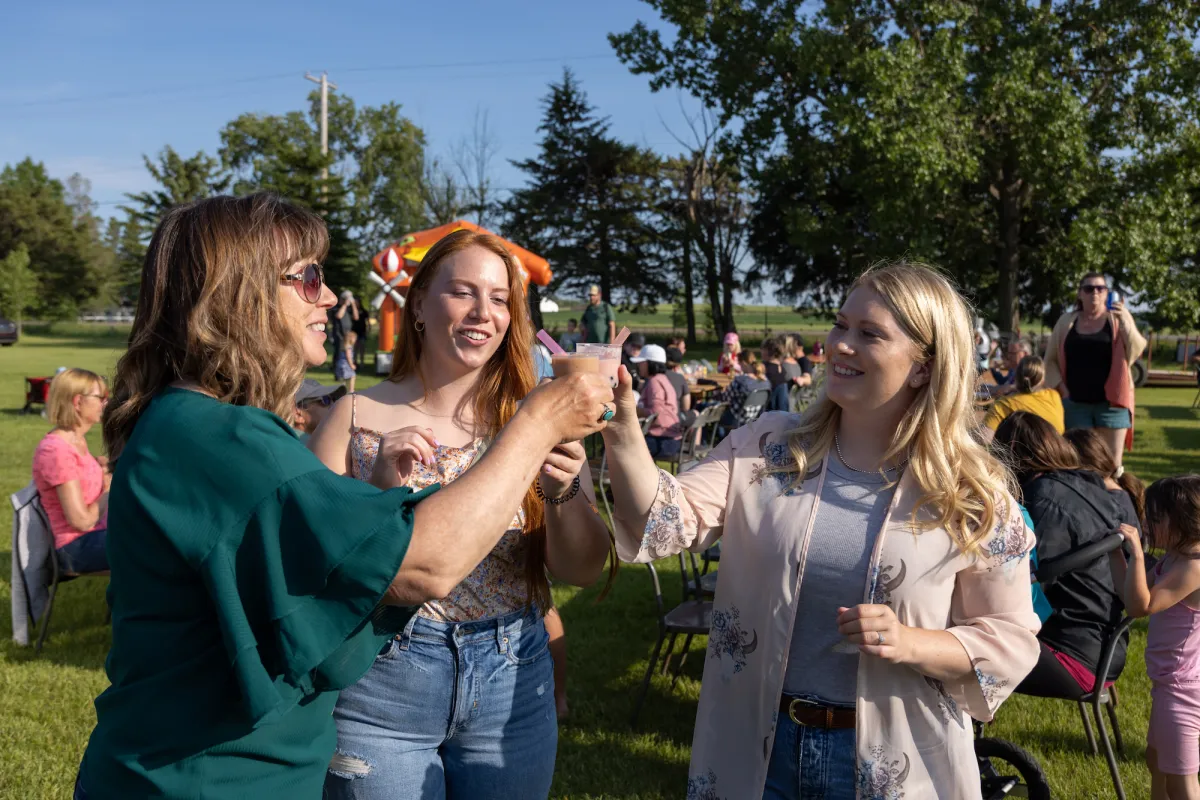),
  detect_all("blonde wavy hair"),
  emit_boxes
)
[783,261,1015,554]
[48,368,107,429]
[104,193,328,461]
